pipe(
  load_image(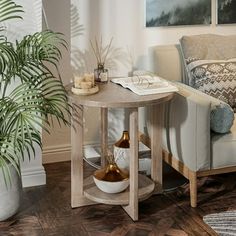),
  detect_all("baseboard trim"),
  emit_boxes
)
[21,167,46,188]
[43,144,71,164]
[42,143,103,164]
[42,142,151,164]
